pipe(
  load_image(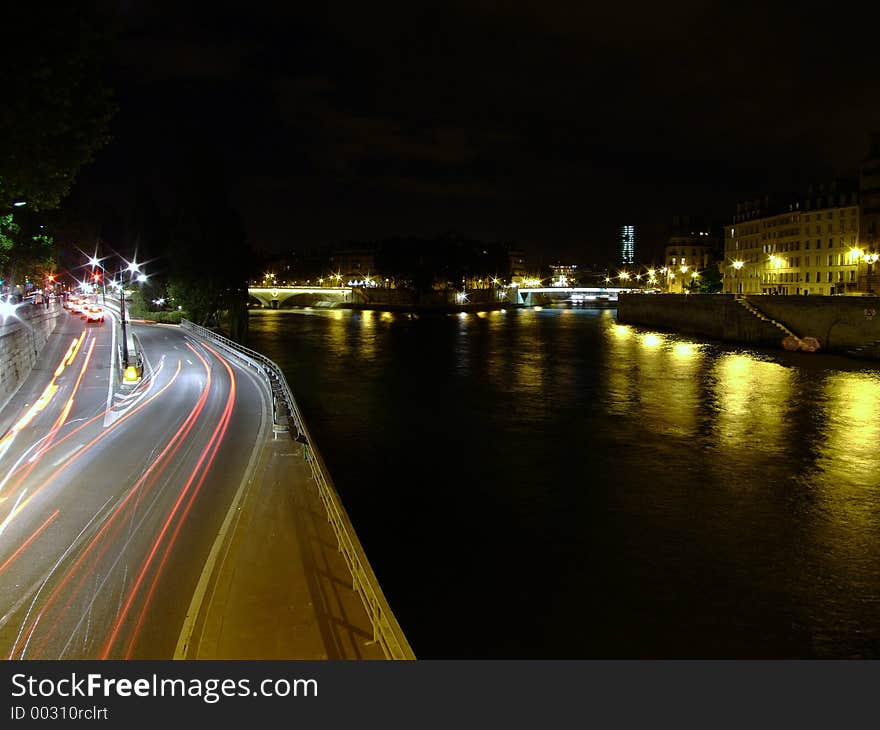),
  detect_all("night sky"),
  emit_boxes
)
[79,1,880,265]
